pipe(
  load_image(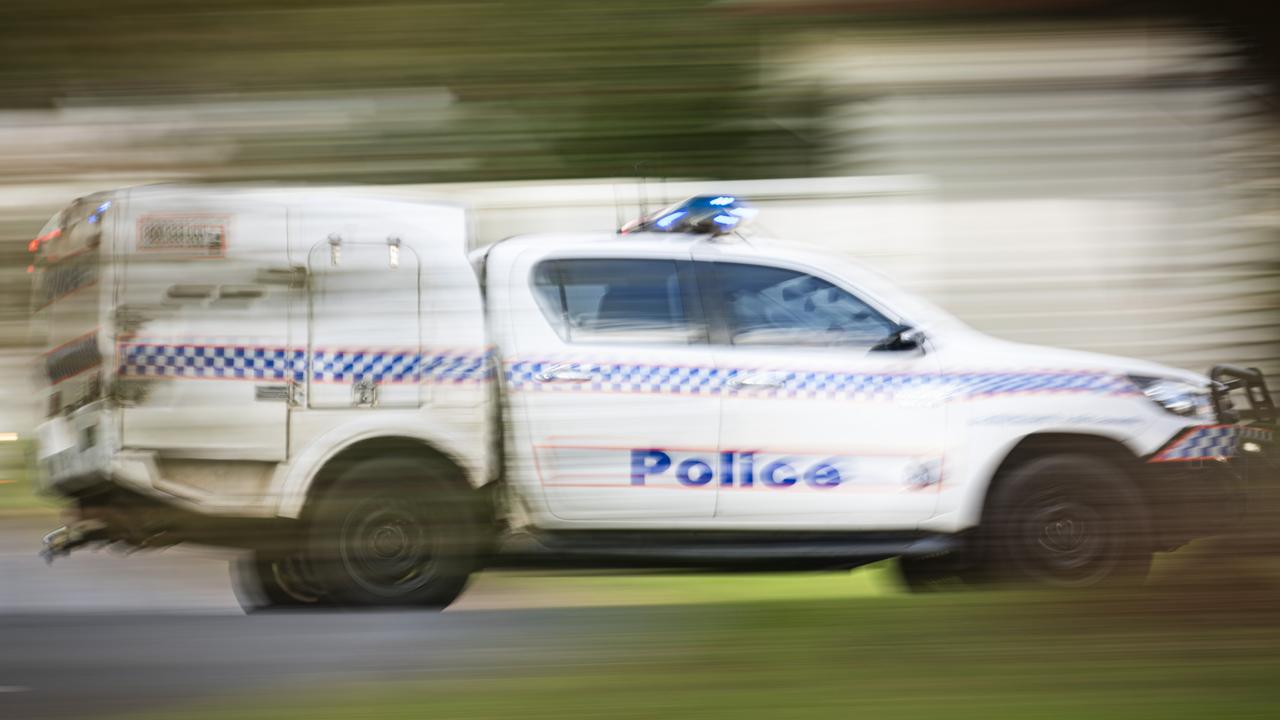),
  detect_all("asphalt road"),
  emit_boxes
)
[0,517,651,719]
